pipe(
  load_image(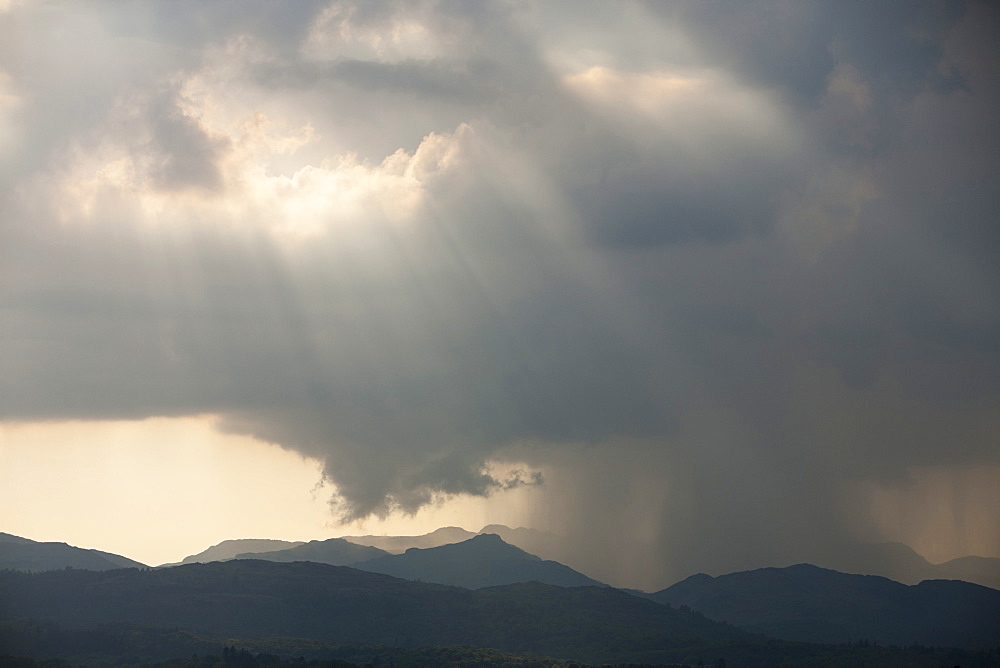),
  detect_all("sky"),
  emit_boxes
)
[1,0,998,590]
